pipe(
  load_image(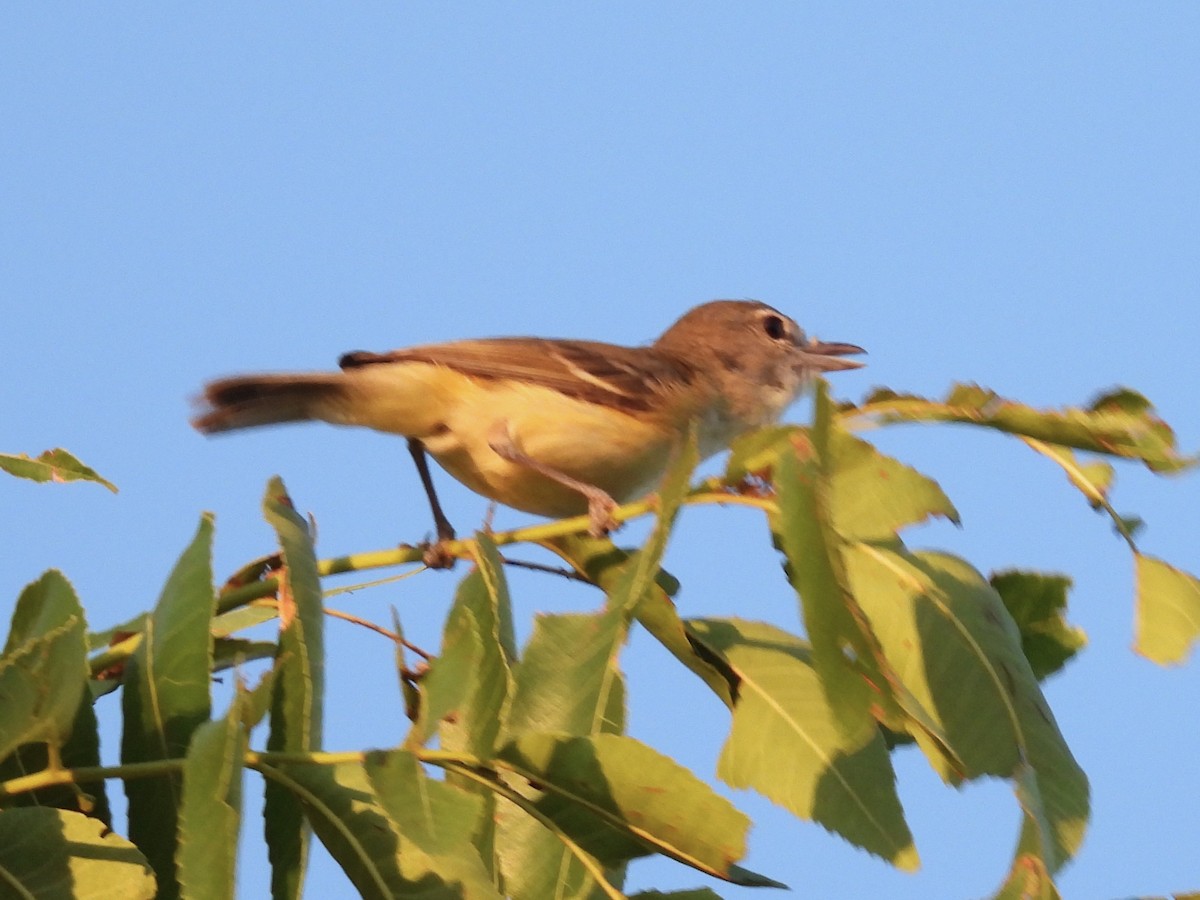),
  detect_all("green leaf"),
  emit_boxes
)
[391,609,421,723]
[0,448,118,492]
[498,612,628,900]
[264,760,501,900]
[364,748,499,897]
[0,571,88,762]
[239,667,278,732]
[178,691,248,900]
[504,437,703,900]
[414,537,516,883]
[497,732,780,887]
[1069,457,1115,510]
[261,477,326,900]
[120,516,216,900]
[844,545,1089,870]
[505,613,626,739]
[689,617,917,870]
[729,422,960,540]
[846,382,1195,473]
[622,425,698,589]
[770,388,877,740]
[596,426,697,645]
[990,766,1063,900]
[412,589,481,748]
[0,807,155,899]
[541,535,736,709]
[1135,555,1200,665]
[419,536,516,757]
[471,532,519,663]
[990,571,1086,680]
[365,750,487,858]
[0,698,110,826]
[827,430,959,538]
[212,636,277,673]
[1088,386,1154,415]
